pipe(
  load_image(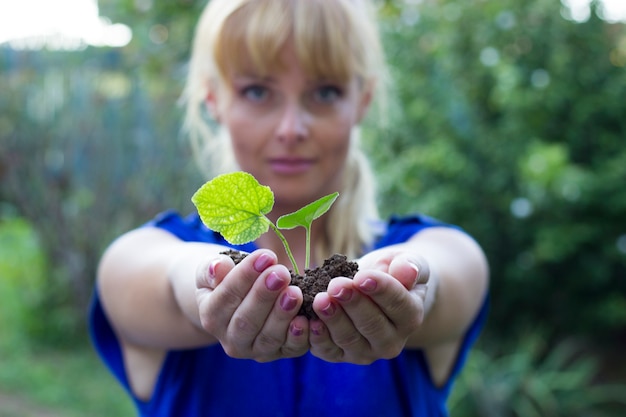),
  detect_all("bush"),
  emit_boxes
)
[449,335,626,417]
[368,0,626,342]
[0,47,202,345]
